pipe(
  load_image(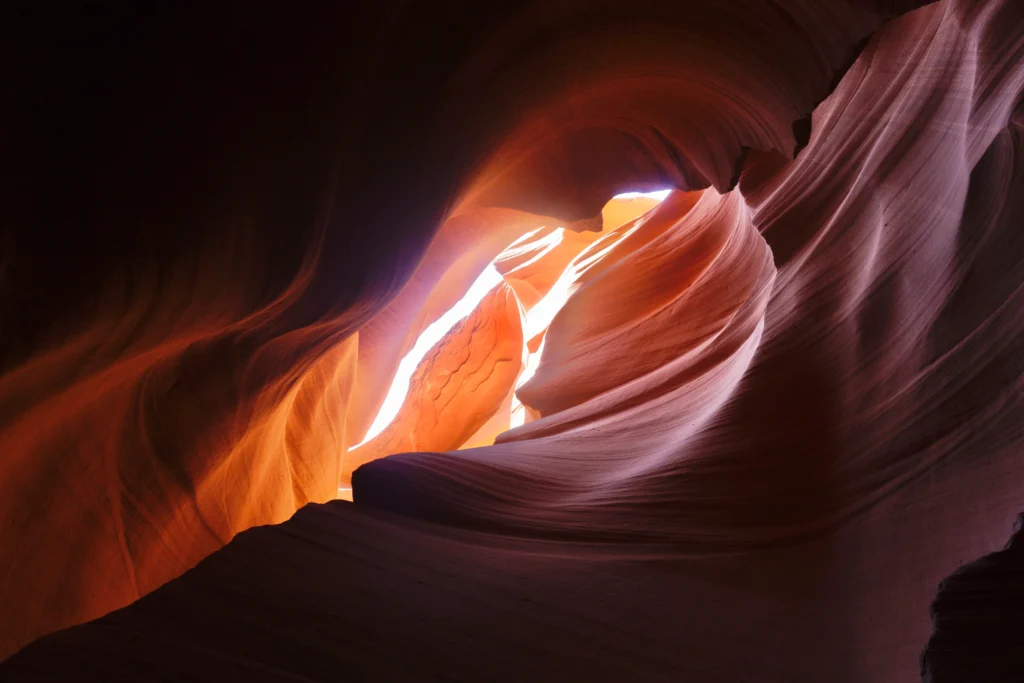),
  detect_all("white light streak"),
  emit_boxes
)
[612,189,672,201]
[350,264,505,449]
